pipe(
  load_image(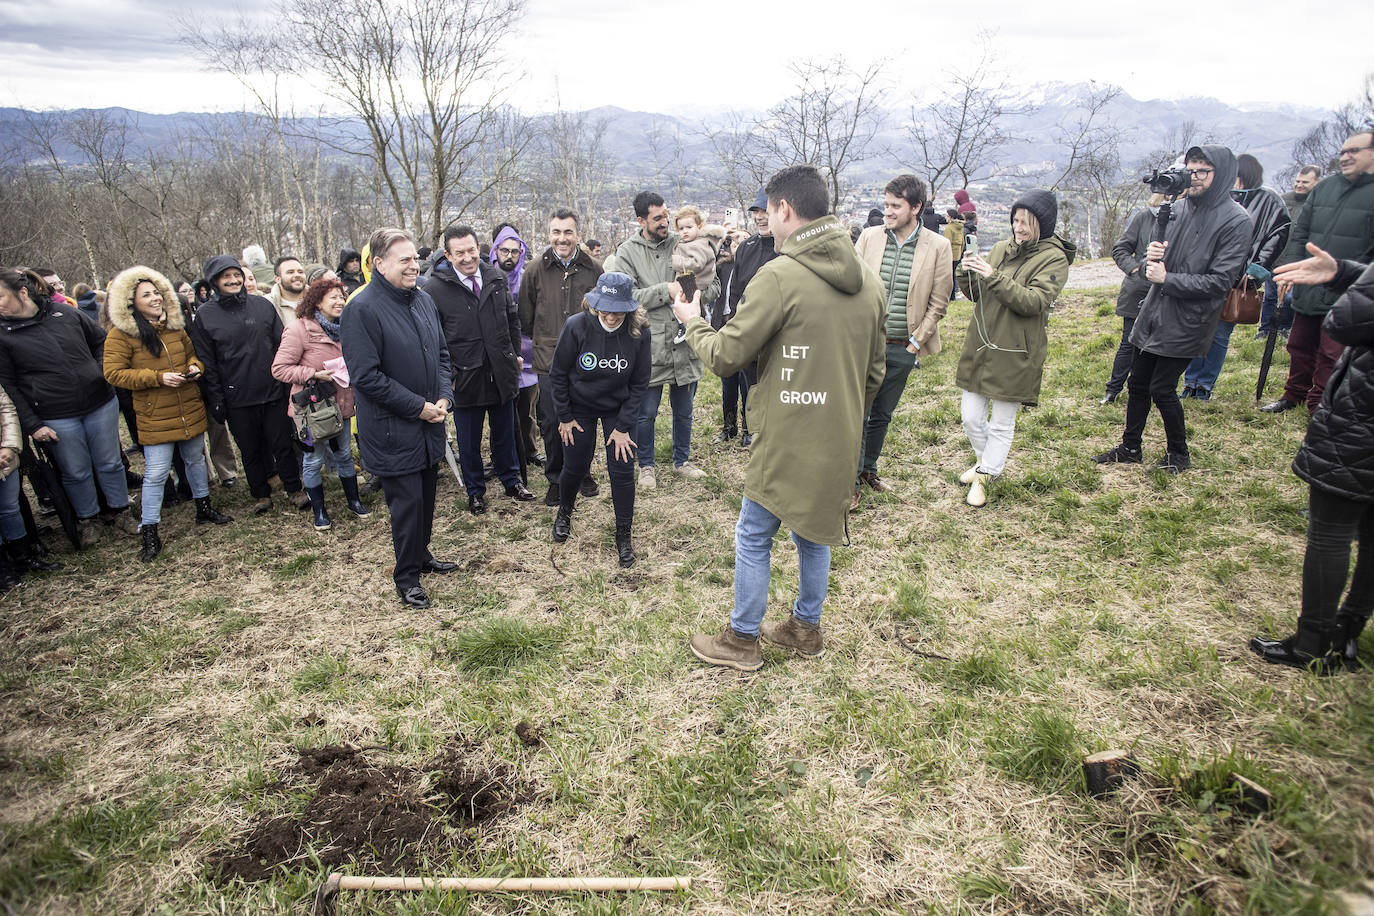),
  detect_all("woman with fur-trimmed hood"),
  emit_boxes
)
[104,266,232,562]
